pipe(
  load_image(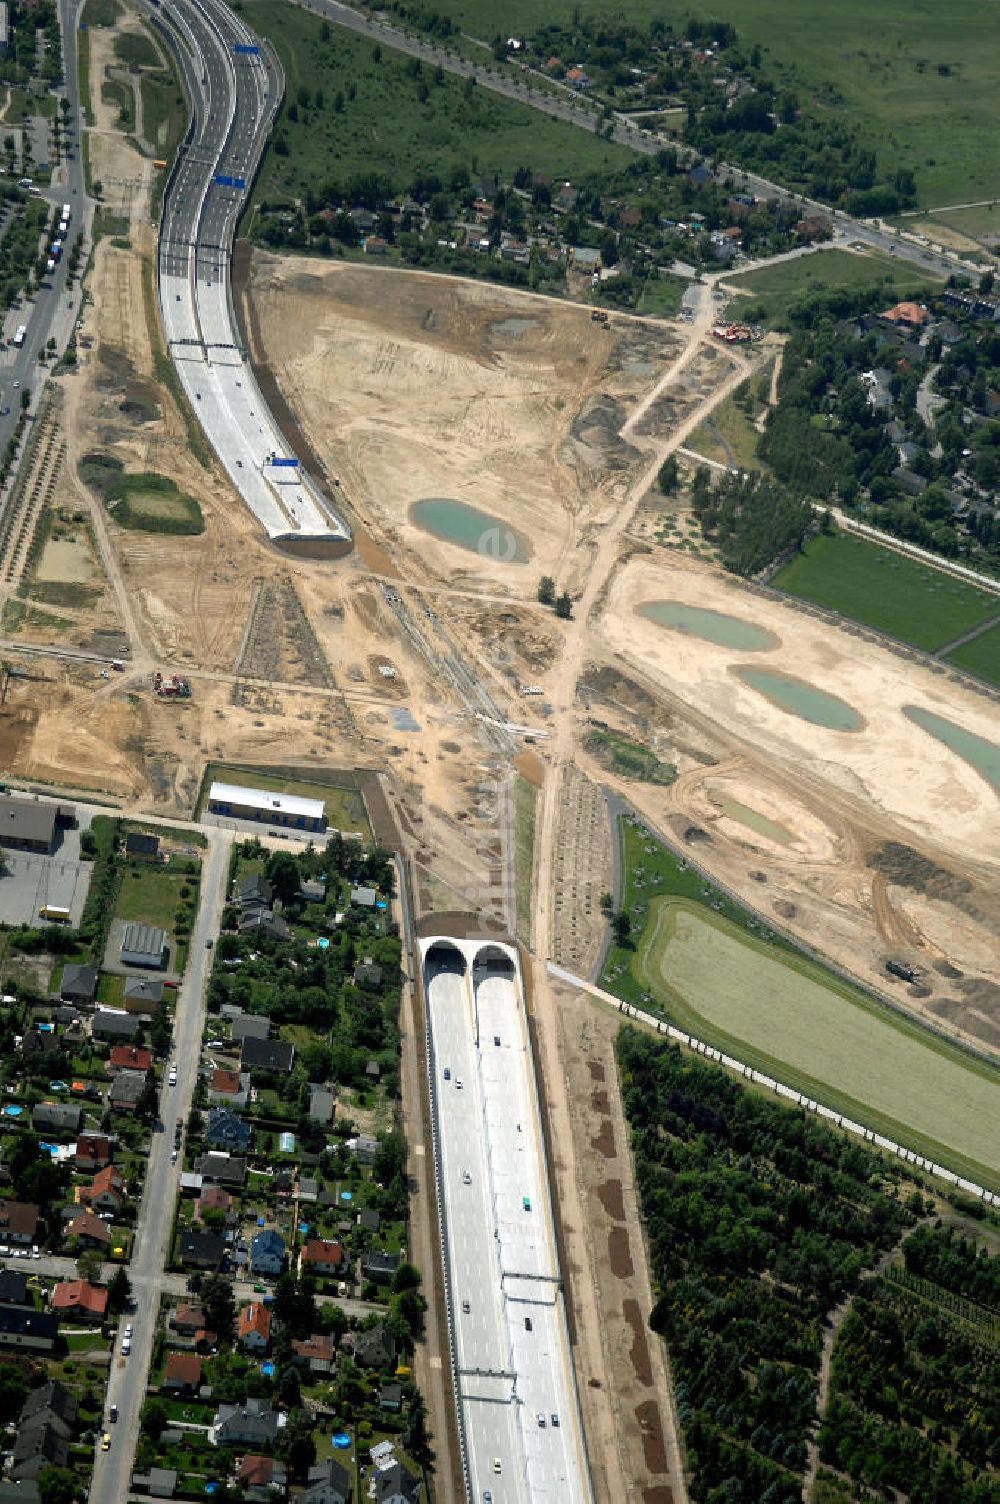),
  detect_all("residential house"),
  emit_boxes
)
[9,1422,68,1480]
[210,1398,280,1448]
[21,1029,59,1061]
[66,1212,111,1250]
[250,1228,285,1278]
[308,1086,335,1124]
[291,1333,335,1375]
[372,1461,421,1502]
[75,1133,112,1171]
[120,921,168,970]
[298,1178,319,1203]
[881,301,929,327]
[178,1230,226,1269]
[124,977,164,1010]
[301,1238,344,1275]
[358,1208,381,1235]
[238,910,290,942]
[195,1152,247,1188]
[363,236,388,257]
[0,1307,58,1353]
[349,885,376,909]
[236,874,273,911]
[570,246,600,272]
[348,1134,379,1165]
[353,958,382,989]
[108,1044,152,1075]
[135,1469,177,1499]
[205,1107,253,1153]
[125,831,160,861]
[892,465,929,495]
[92,1009,140,1042]
[208,1068,250,1108]
[365,1060,380,1082]
[170,1302,206,1336]
[241,1038,295,1074]
[362,1250,400,1286]
[555,183,578,210]
[688,161,712,186]
[31,1102,81,1135]
[0,1201,39,1247]
[794,214,832,242]
[349,208,376,233]
[0,1270,28,1305]
[299,878,326,904]
[108,1069,147,1112]
[351,1323,395,1372]
[20,1382,77,1439]
[60,965,97,1004]
[379,1383,403,1414]
[228,1009,271,1042]
[162,1352,203,1394]
[237,1455,288,1502]
[84,1165,125,1216]
[238,1303,271,1353]
[195,1184,234,1226]
[305,1457,352,1504]
[50,1280,108,1324]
